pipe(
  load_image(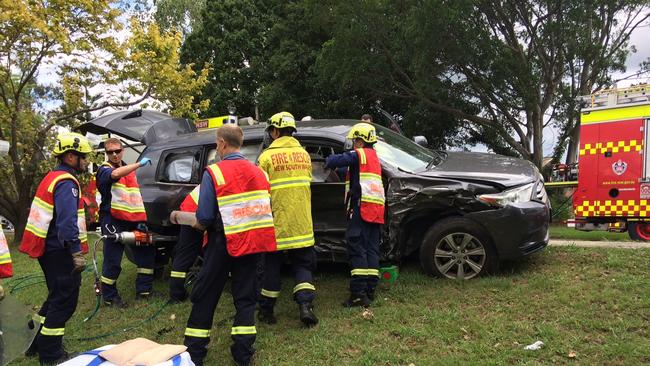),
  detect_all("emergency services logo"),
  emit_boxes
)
[71,187,78,197]
[612,159,627,176]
